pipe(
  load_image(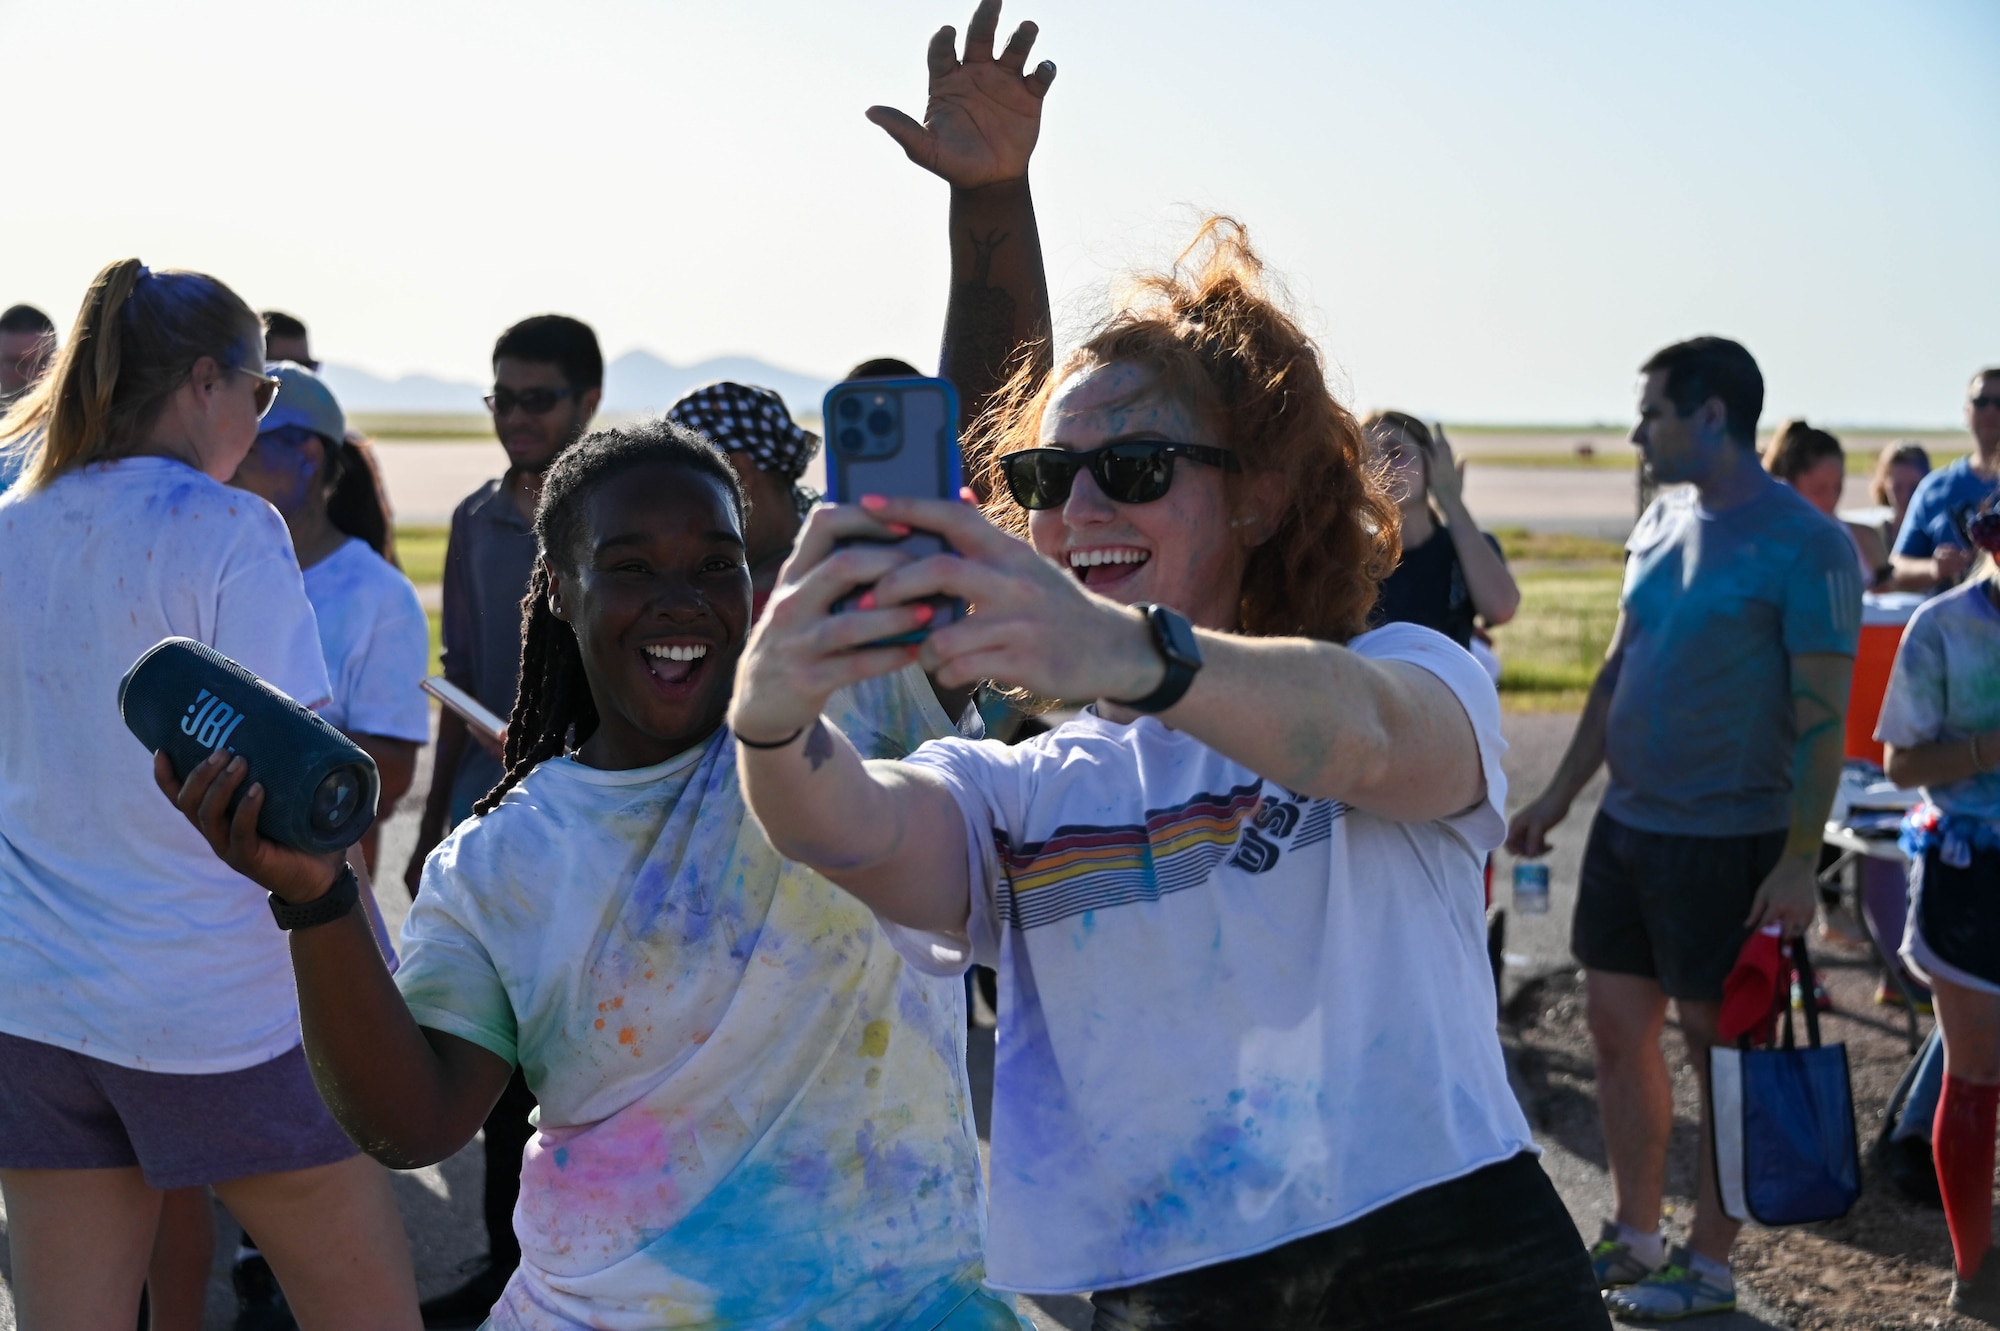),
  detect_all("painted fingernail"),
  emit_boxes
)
[886,523,911,536]
[858,591,877,610]
[913,604,935,624]
[860,494,889,511]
